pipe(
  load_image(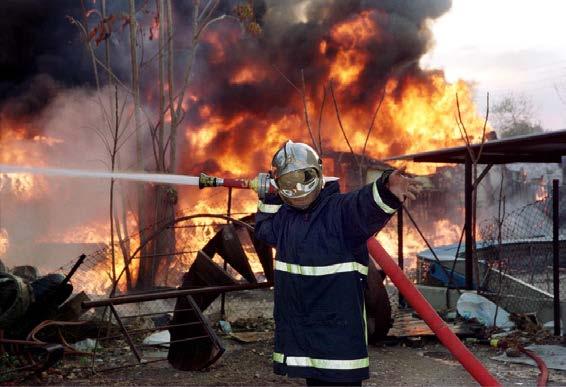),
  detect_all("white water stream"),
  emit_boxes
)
[0,164,201,186]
